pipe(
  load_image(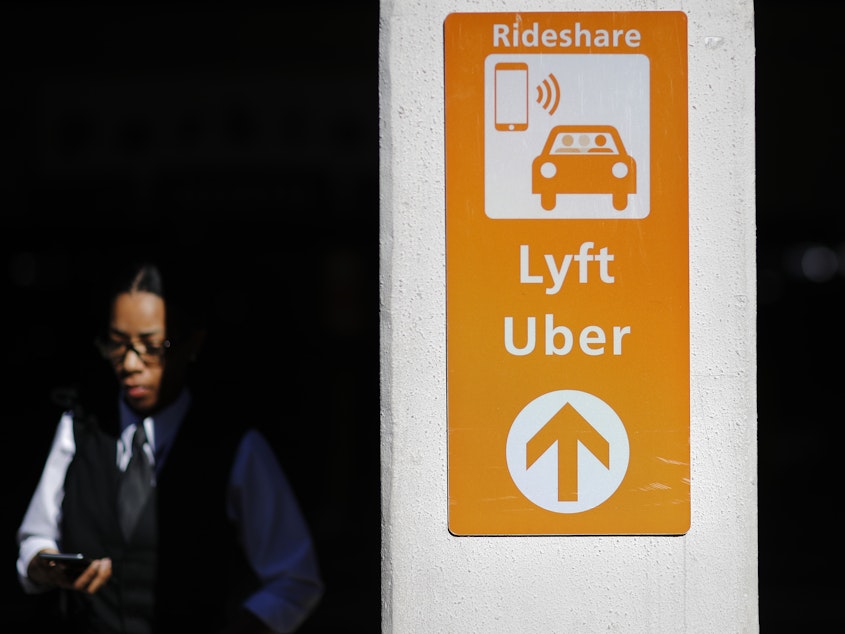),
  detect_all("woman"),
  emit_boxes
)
[17,259,323,633]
